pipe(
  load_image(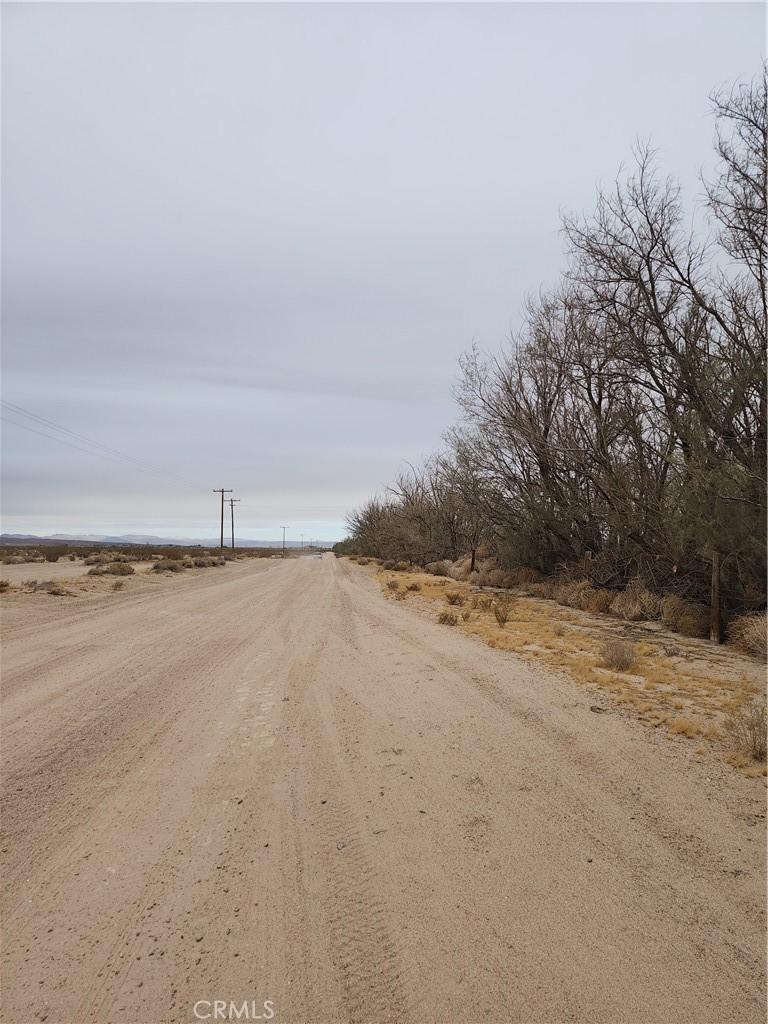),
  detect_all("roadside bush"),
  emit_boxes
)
[600,639,636,671]
[727,612,767,659]
[394,561,410,571]
[387,579,399,591]
[445,591,465,606]
[461,608,472,622]
[2,556,24,565]
[580,587,614,614]
[724,699,767,761]
[0,580,9,592]
[106,562,135,576]
[357,557,370,565]
[153,559,185,572]
[406,581,421,592]
[425,561,451,576]
[88,561,135,576]
[44,551,60,563]
[493,598,513,626]
[438,610,458,626]
[112,580,126,591]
